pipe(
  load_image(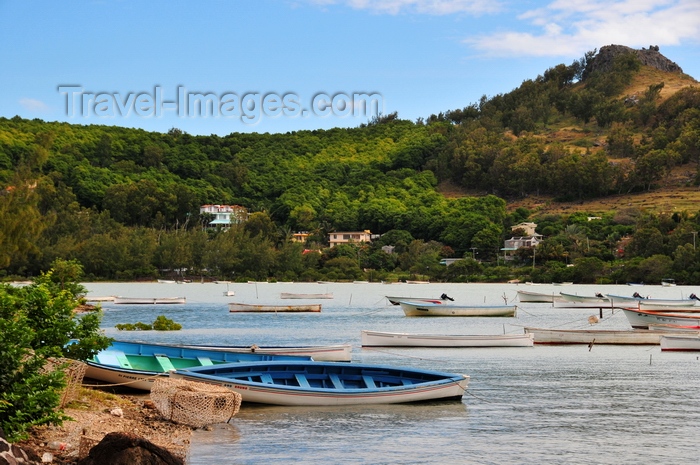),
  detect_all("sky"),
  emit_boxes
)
[1,0,699,136]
